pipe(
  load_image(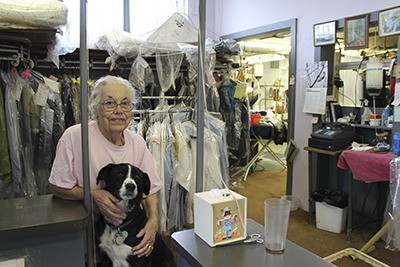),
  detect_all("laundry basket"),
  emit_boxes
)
[324,248,390,267]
